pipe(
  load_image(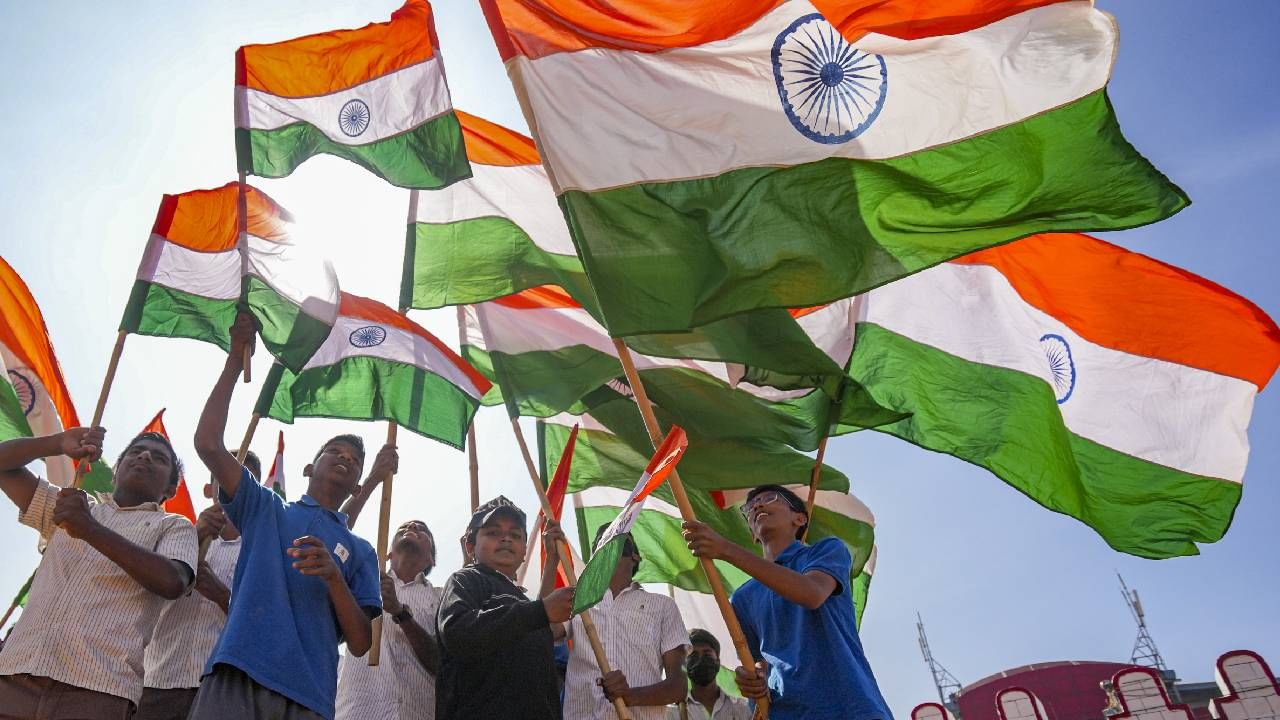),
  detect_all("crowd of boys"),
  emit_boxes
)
[0,313,893,719]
